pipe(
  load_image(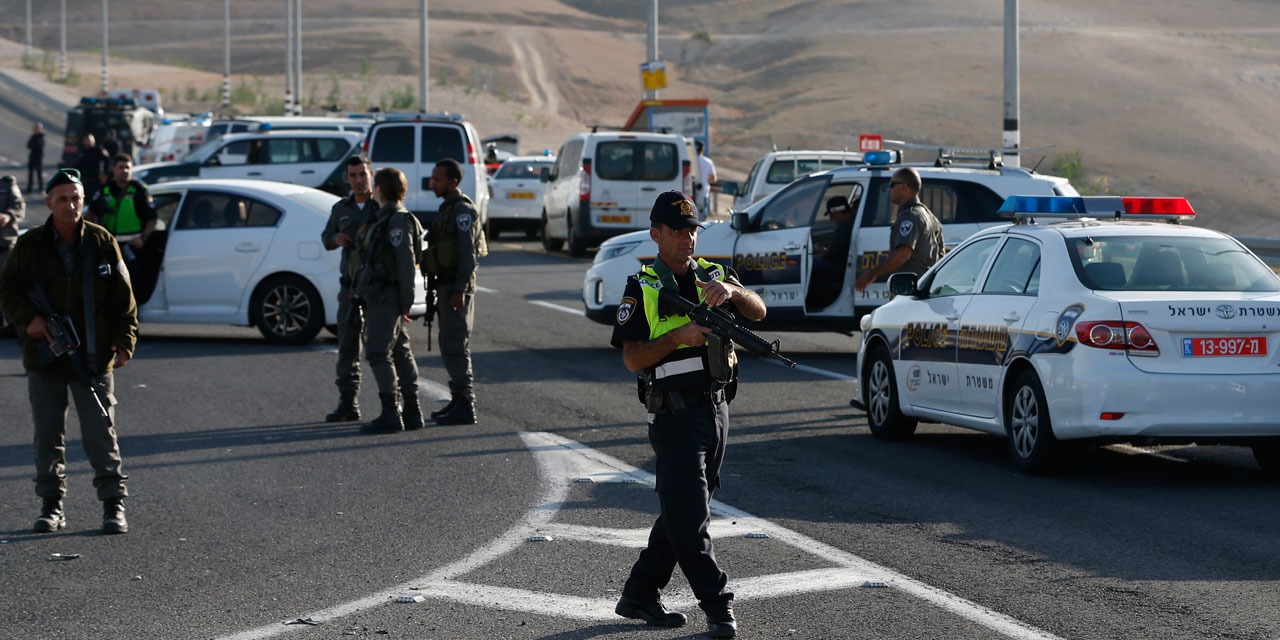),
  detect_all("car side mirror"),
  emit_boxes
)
[888,272,920,297]
[203,156,221,167]
[539,167,550,183]
[718,180,741,197]
[730,211,750,231]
